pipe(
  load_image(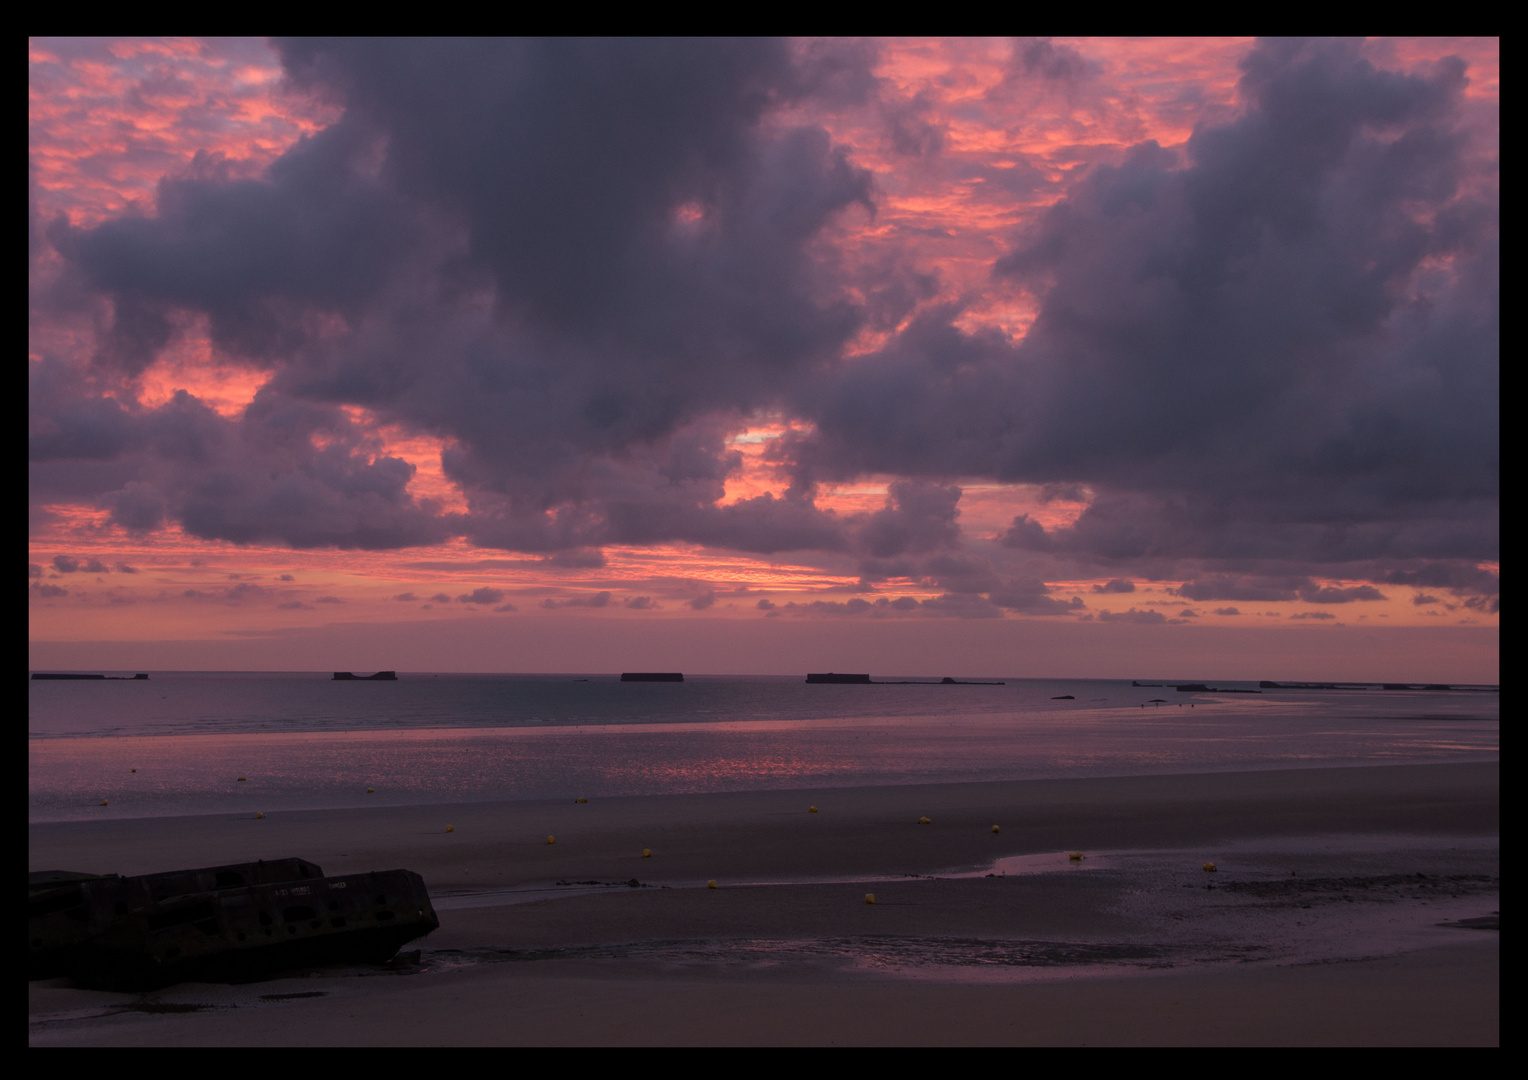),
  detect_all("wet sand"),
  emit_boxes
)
[29,762,1499,1045]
